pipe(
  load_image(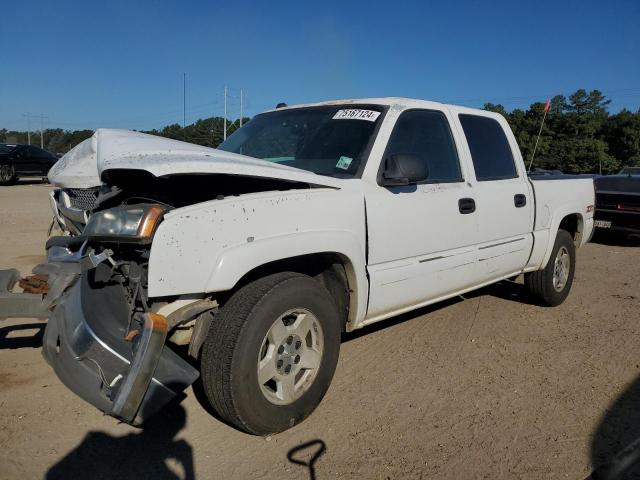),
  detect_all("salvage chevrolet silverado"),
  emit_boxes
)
[6,98,596,435]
